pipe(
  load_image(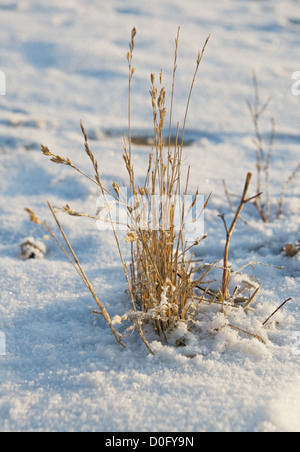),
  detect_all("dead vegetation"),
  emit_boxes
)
[26,28,293,353]
[246,71,300,222]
